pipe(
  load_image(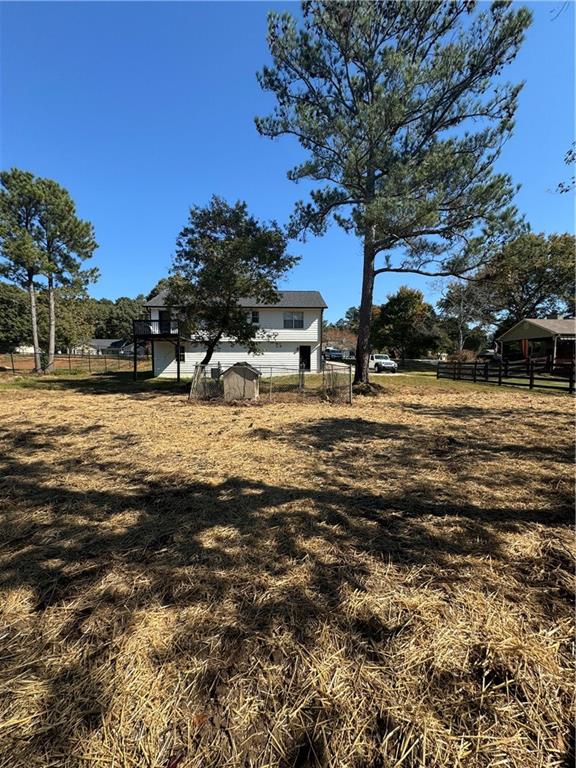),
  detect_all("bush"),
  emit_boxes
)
[447,349,476,363]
